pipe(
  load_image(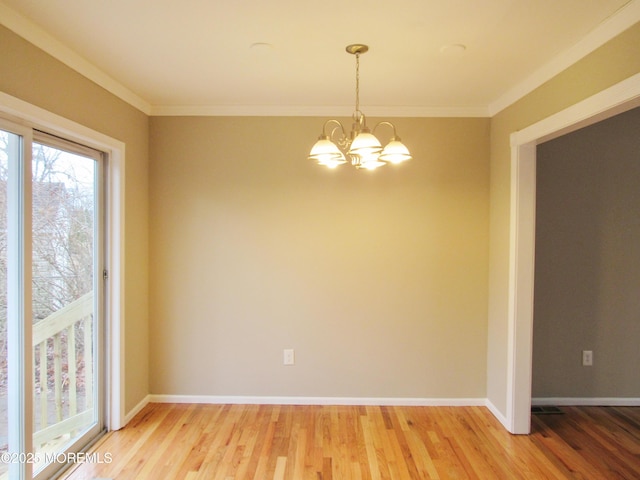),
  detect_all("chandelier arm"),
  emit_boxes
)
[330,125,348,149]
[322,119,345,137]
[372,121,399,140]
